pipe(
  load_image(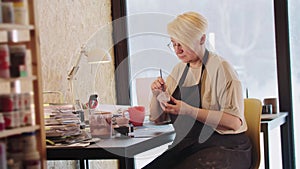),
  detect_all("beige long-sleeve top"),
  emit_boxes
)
[150,51,247,134]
